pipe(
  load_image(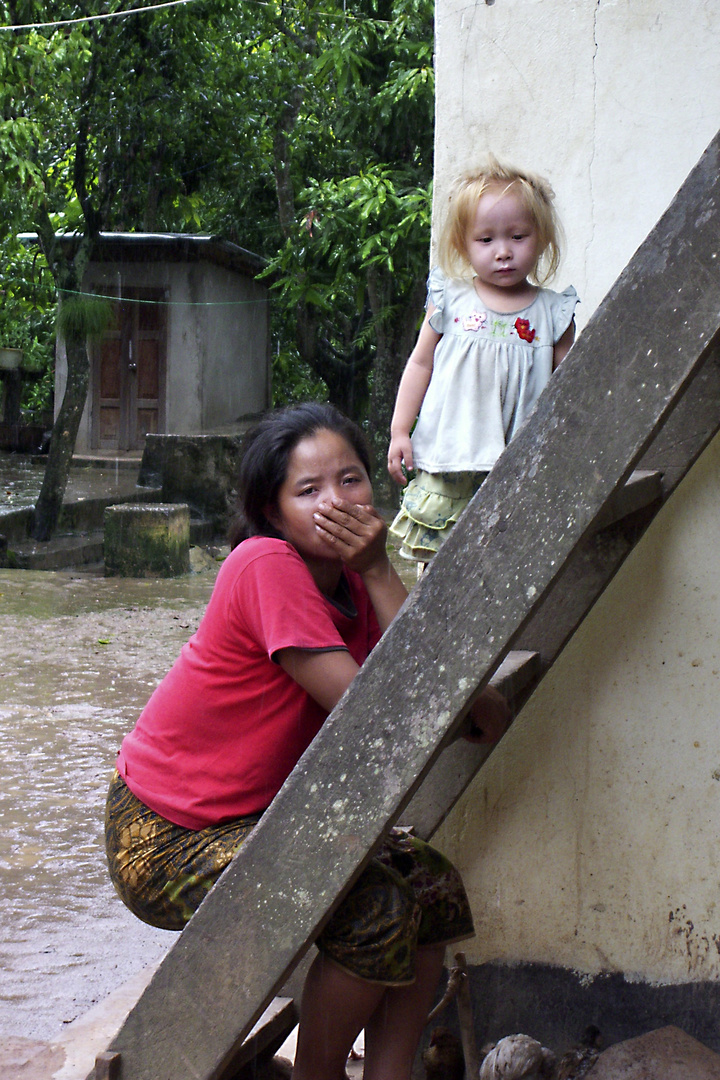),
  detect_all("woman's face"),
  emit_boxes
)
[267,428,373,566]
